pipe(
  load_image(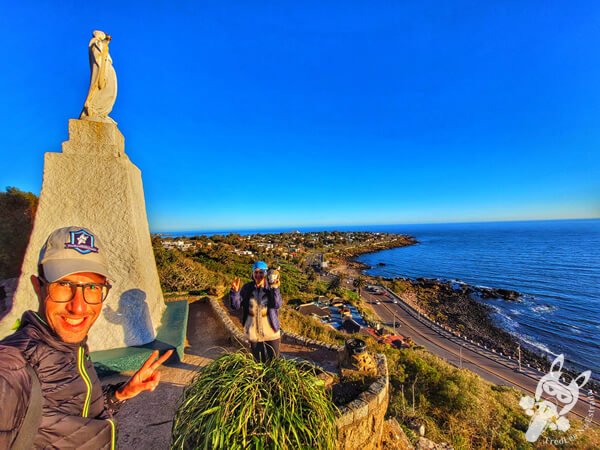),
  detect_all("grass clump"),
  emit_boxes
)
[171,352,338,450]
